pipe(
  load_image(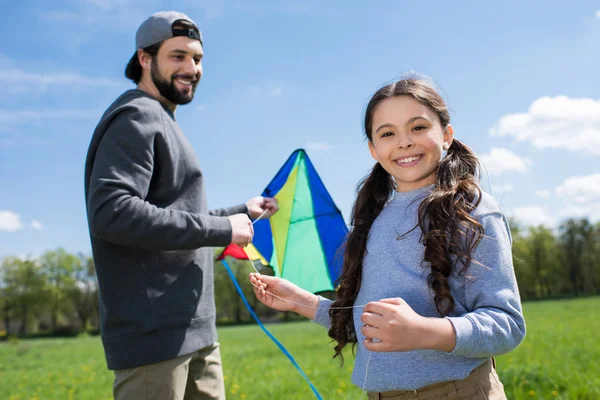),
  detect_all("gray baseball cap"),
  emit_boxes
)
[135,11,202,49]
